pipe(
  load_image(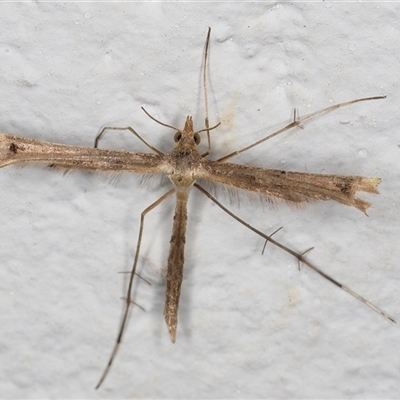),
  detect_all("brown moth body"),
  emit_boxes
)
[0,29,394,389]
